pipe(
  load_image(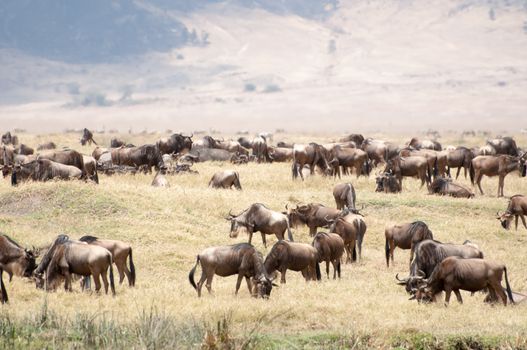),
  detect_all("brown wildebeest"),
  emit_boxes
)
[331,146,370,178]
[407,137,442,151]
[38,149,86,177]
[16,144,34,155]
[111,144,164,172]
[446,146,474,179]
[1,131,18,145]
[226,203,293,247]
[325,211,367,263]
[34,235,115,295]
[396,239,483,294]
[267,146,293,162]
[291,143,332,180]
[361,139,399,167]
[429,177,474,198]
[252,136,269,163]
[0,234,36,304]
[79,236,135,286]
[339,134,364,145]
[333,182,356,210]
[92,147,109,161]
[151,167,170,187]
[188,243,274,298]
[80,128,97,146]
[385,221,433,268]
[11,159,82,185]
[384,156,431,188]
[157,133,193,155]
[312,232,344,279]
[82,155,99,184]
[209,170,241,190]
[413,257,514,306]
[110,138,125,148]
[237,137,253,149]
[215,140,249,155]
[287,203,341,236]
[486,137,519,156]
[1,145,15,167]
[399,148,446,178]
[497,194,527,230]
[264,240,321,283]
[37,142,56,151]
[470,155,526,197]
[375,172,402,193]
